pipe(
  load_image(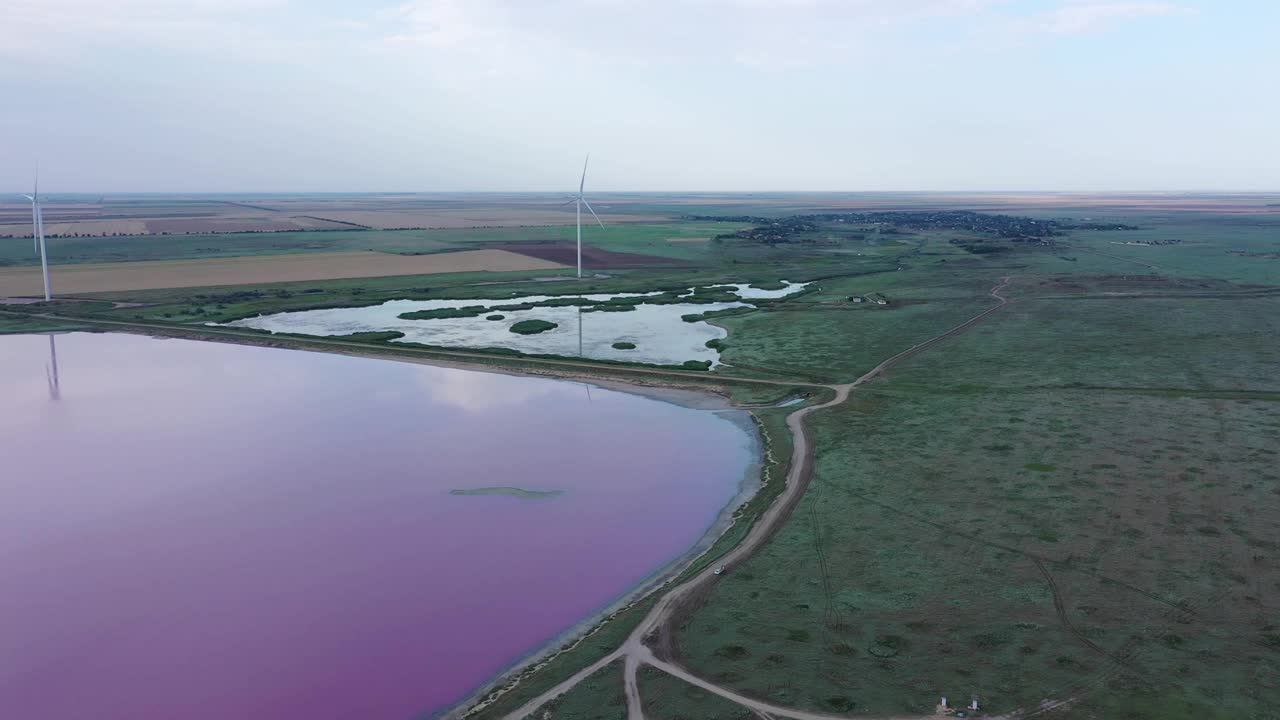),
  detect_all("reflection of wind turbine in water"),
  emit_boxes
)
[23,169,53,302]
[576,306,592,403]
[46,334,61,400]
